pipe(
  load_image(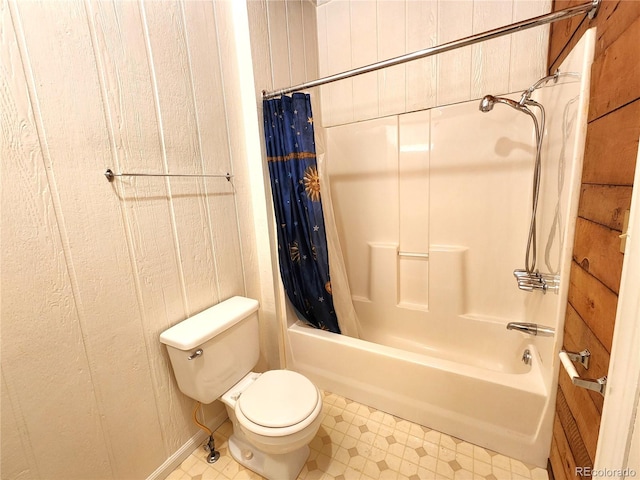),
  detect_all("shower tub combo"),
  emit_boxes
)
[288,314,546,463]
[284,31,595,467]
